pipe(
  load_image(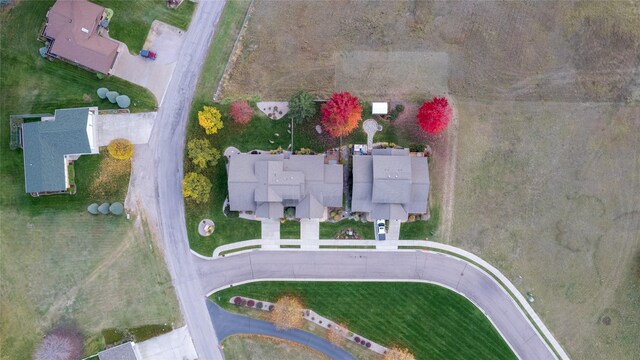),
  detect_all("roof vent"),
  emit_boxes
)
[81,27,89,33]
